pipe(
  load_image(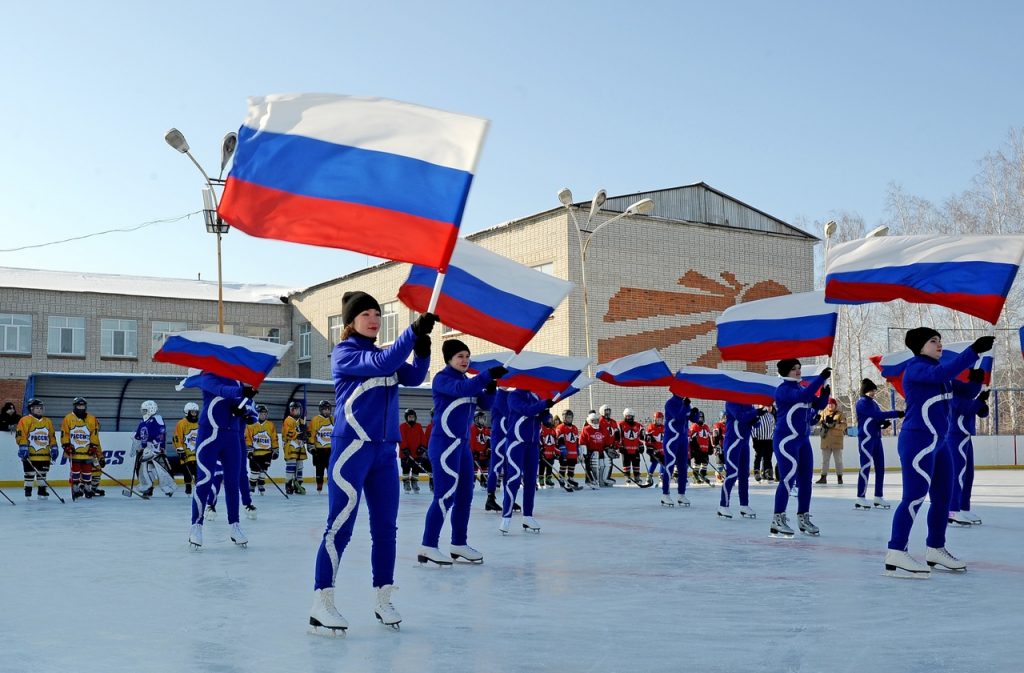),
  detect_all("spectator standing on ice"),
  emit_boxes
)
[816,398,847,484]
